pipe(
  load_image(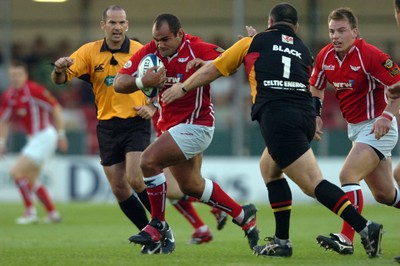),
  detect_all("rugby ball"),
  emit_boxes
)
[137,54,164,98]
